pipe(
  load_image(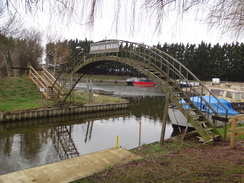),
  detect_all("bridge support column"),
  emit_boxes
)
[160,93,170,145]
